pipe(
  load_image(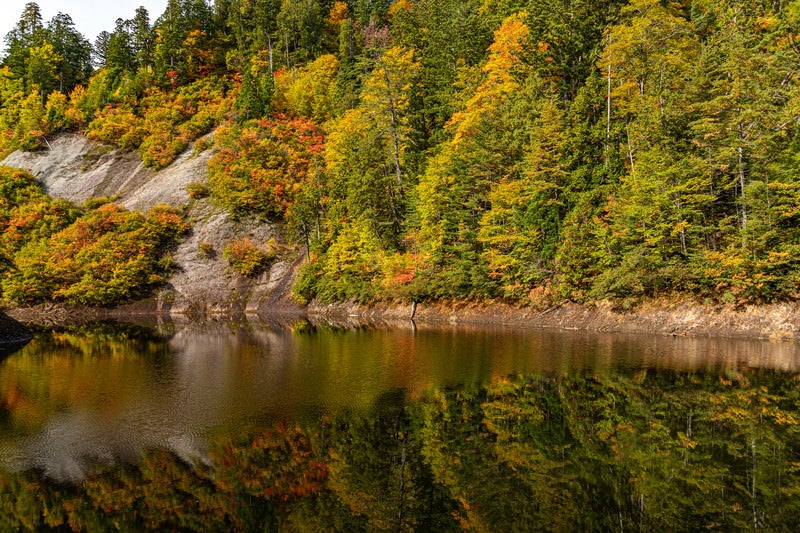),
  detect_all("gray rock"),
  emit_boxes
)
[2,133,301,318]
